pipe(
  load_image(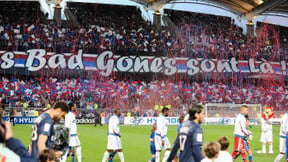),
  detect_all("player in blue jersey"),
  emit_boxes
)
[244,115,253,162]
[167,104,205,162]
[30,101,69,160]
[149,123,157,162]
[174,115,184,161]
